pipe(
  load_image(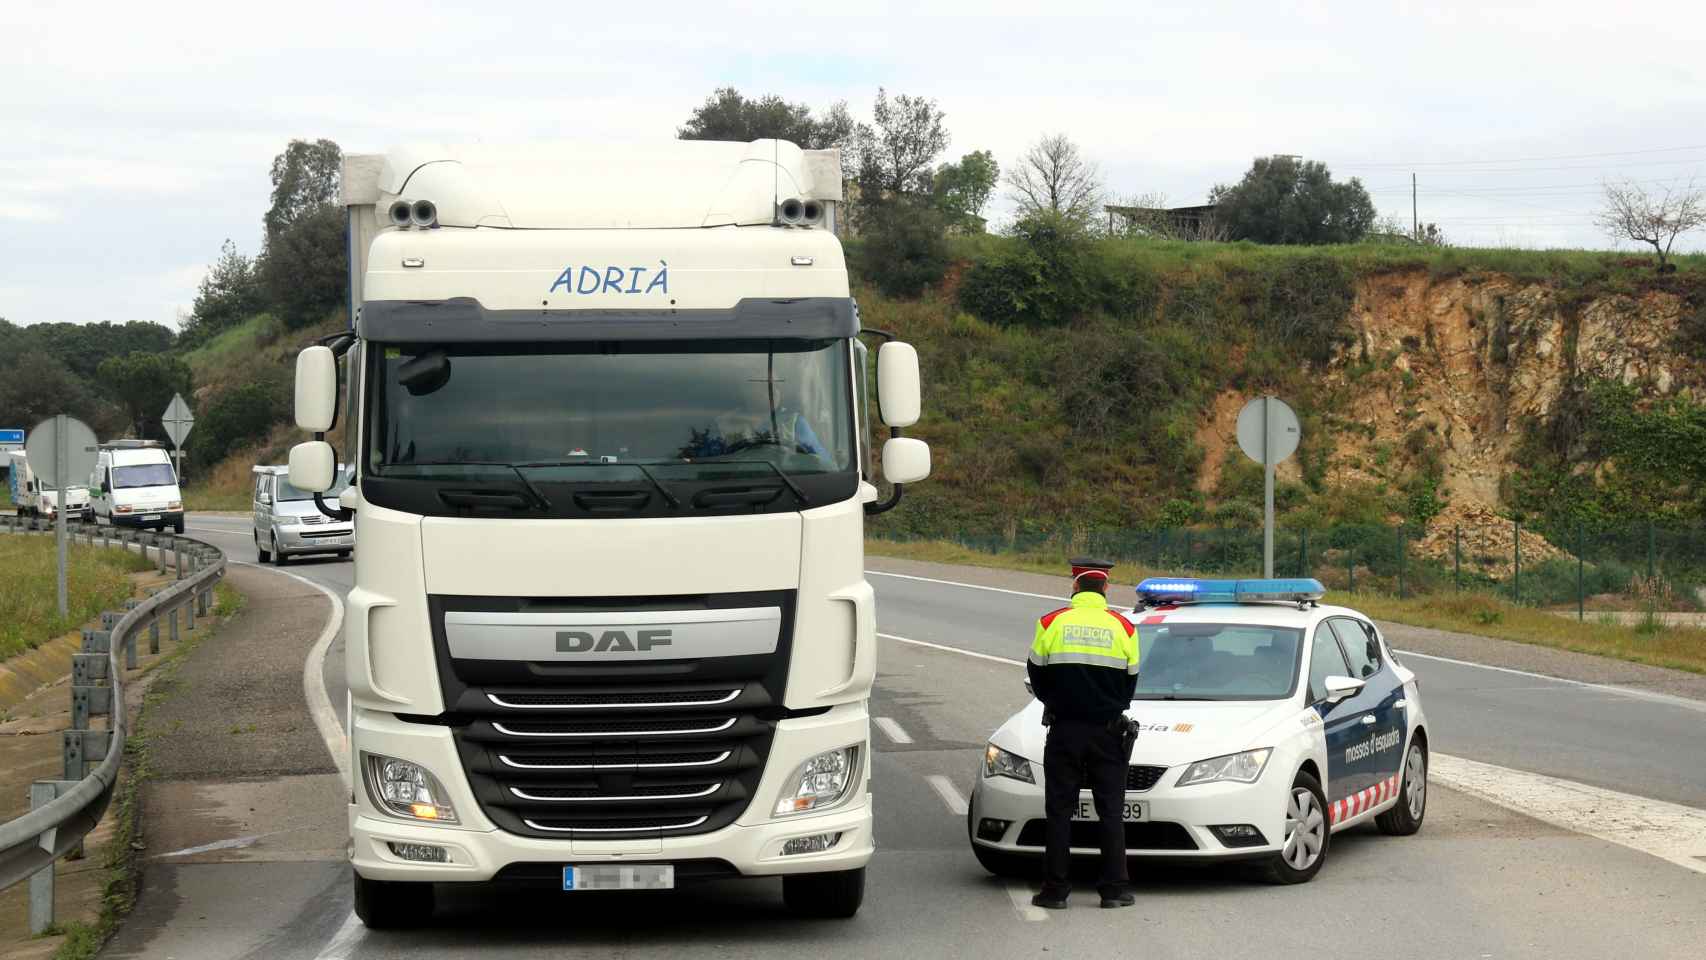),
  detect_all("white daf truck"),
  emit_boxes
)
[287,140,930,927]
